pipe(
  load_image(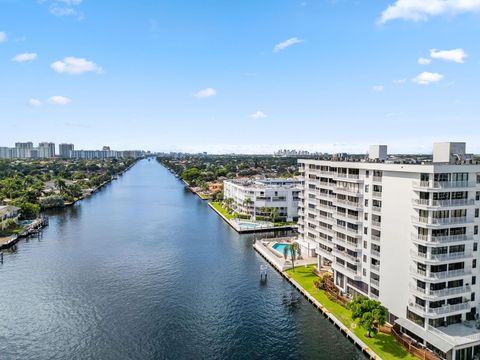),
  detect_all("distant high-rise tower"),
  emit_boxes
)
[15,142,33,158]
[59,143,74,158]
[38,142,56,158]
